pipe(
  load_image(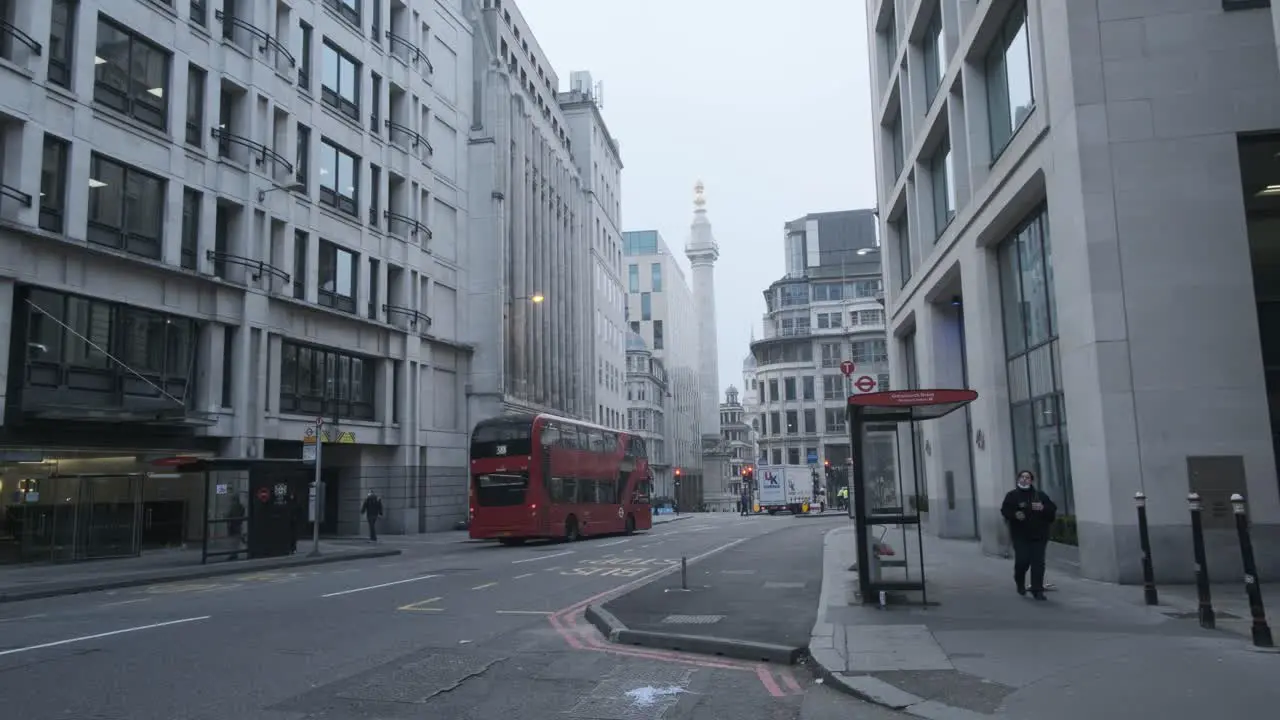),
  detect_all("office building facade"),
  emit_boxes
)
[560,72,627,431]
[466,0,593,424]
[0,0,474,563]
[623,229,702,506]
[748,210,894,497]
[866,0,1280,581]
